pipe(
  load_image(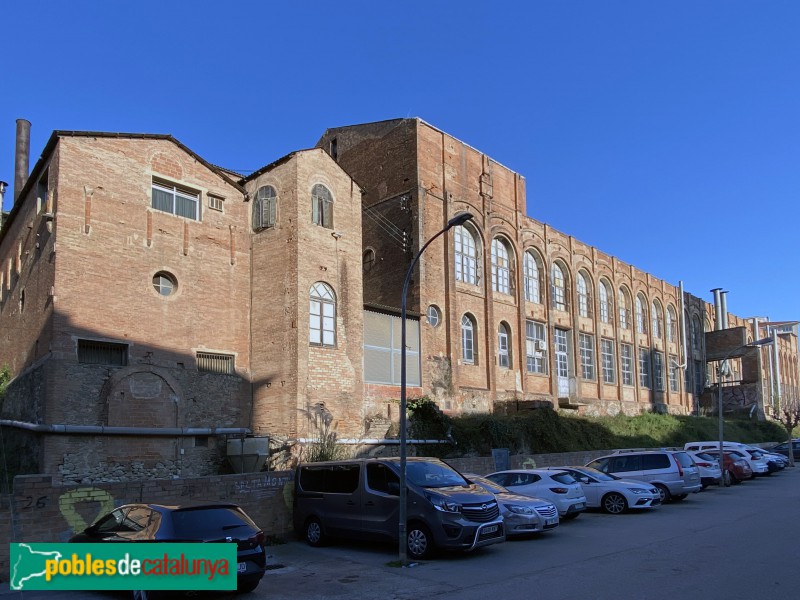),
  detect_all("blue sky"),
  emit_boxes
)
[2,1,797,322]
